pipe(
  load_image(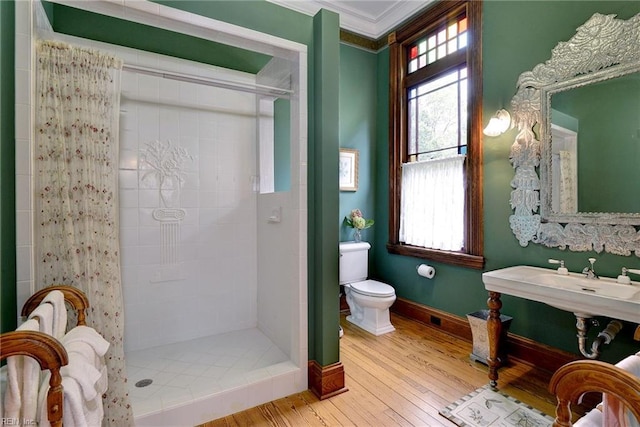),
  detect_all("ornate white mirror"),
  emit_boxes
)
[509,12,640,256]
